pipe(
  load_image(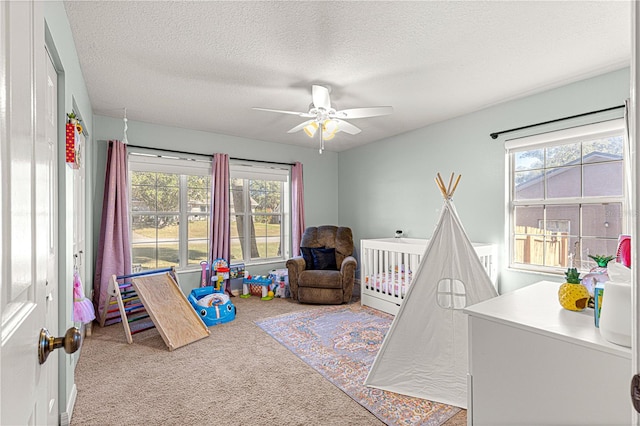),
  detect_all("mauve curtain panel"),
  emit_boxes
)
[208,153,230,288]
[292,162,305,256]
[93,140,131,323]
